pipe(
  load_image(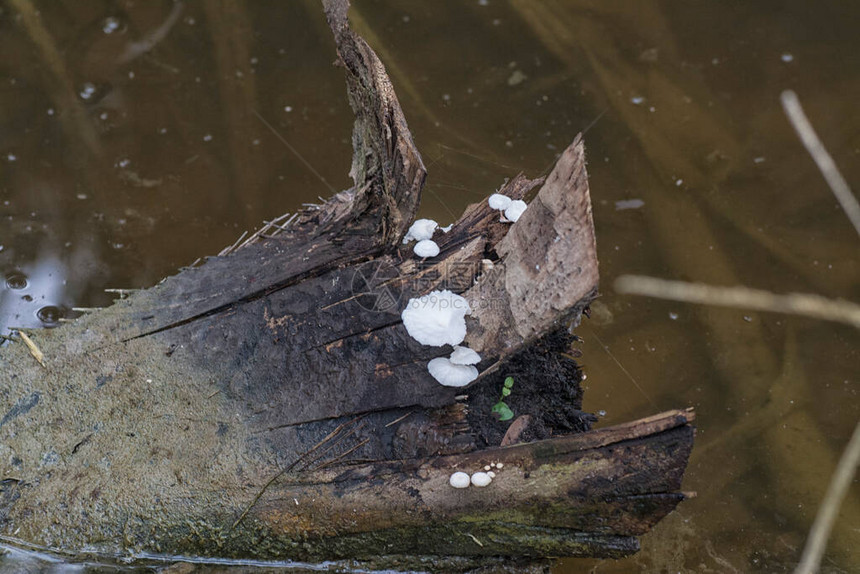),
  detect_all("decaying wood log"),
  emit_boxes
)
[0,1,694,570]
